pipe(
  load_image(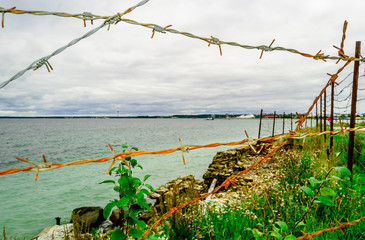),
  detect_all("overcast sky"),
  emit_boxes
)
[0,0,364,116]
